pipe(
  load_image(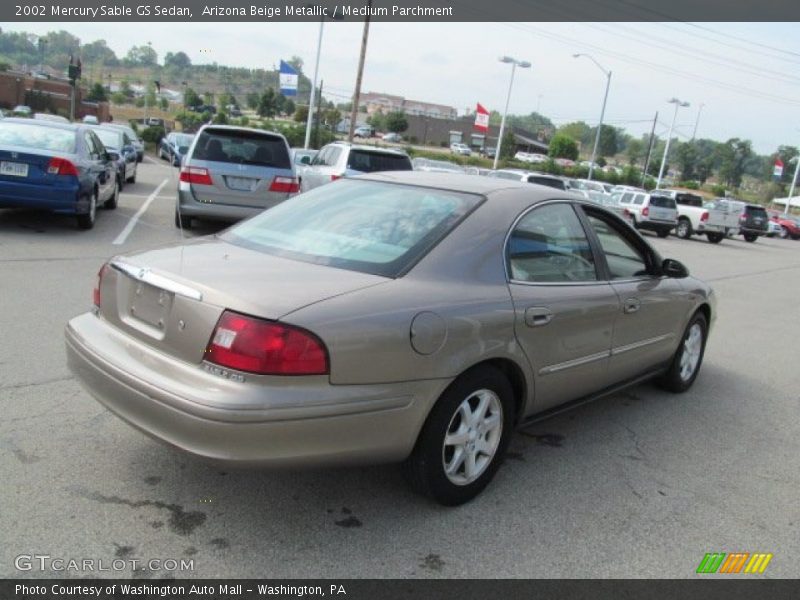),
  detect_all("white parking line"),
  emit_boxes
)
[112,178,169,246]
